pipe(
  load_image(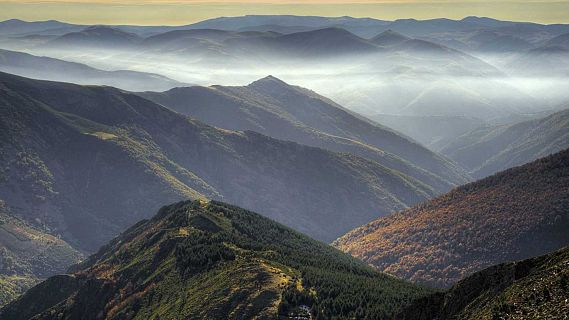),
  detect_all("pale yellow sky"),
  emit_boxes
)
[1,1,568,25]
